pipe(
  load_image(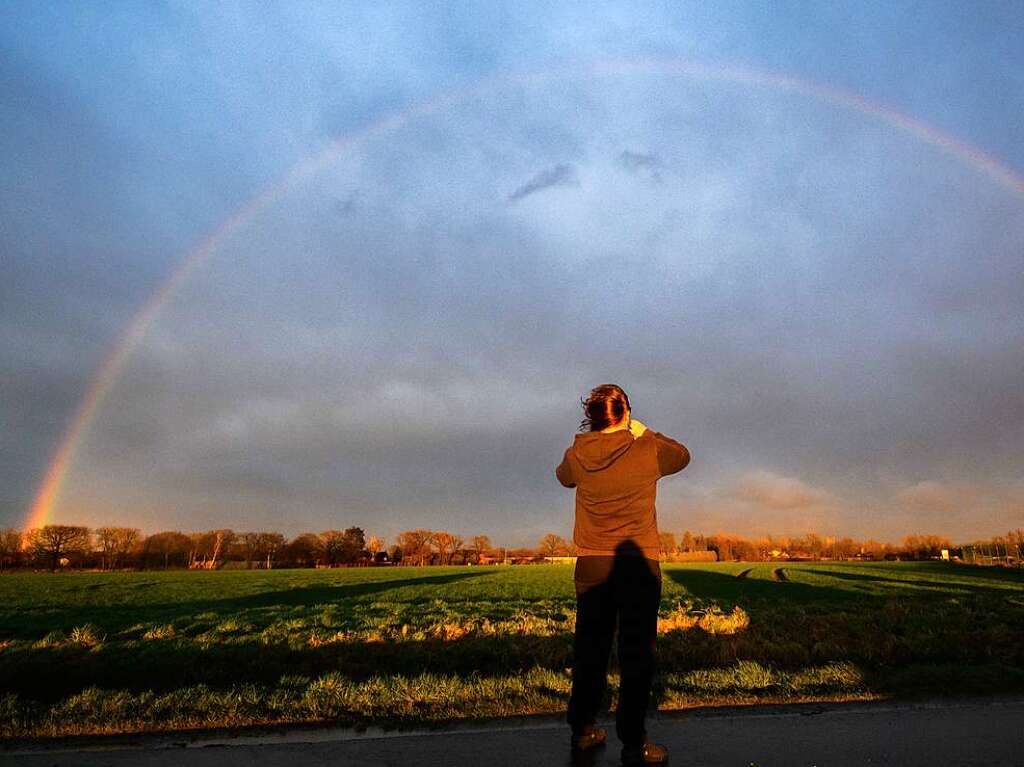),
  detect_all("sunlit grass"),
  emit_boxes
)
[1,562,1022,738]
